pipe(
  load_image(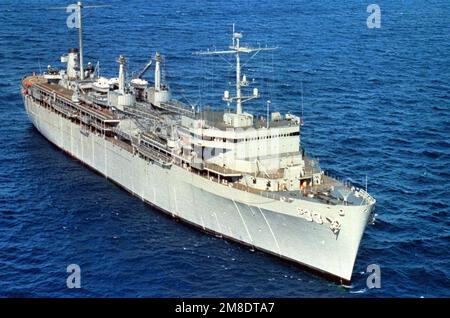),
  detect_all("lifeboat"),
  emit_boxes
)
[130,78,148,90]
[92,77,111,93]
